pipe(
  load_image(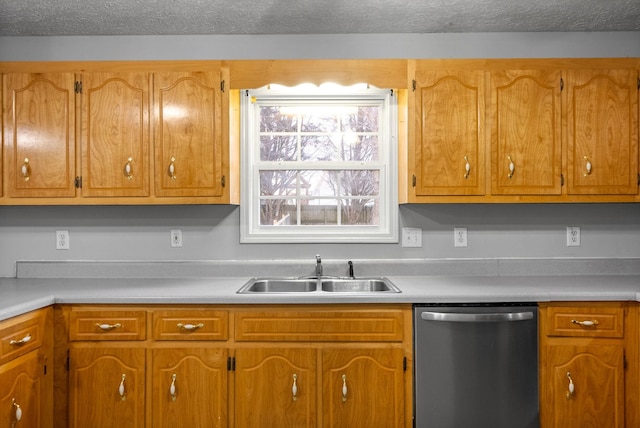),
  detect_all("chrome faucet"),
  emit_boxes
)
[315,254,323,278]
